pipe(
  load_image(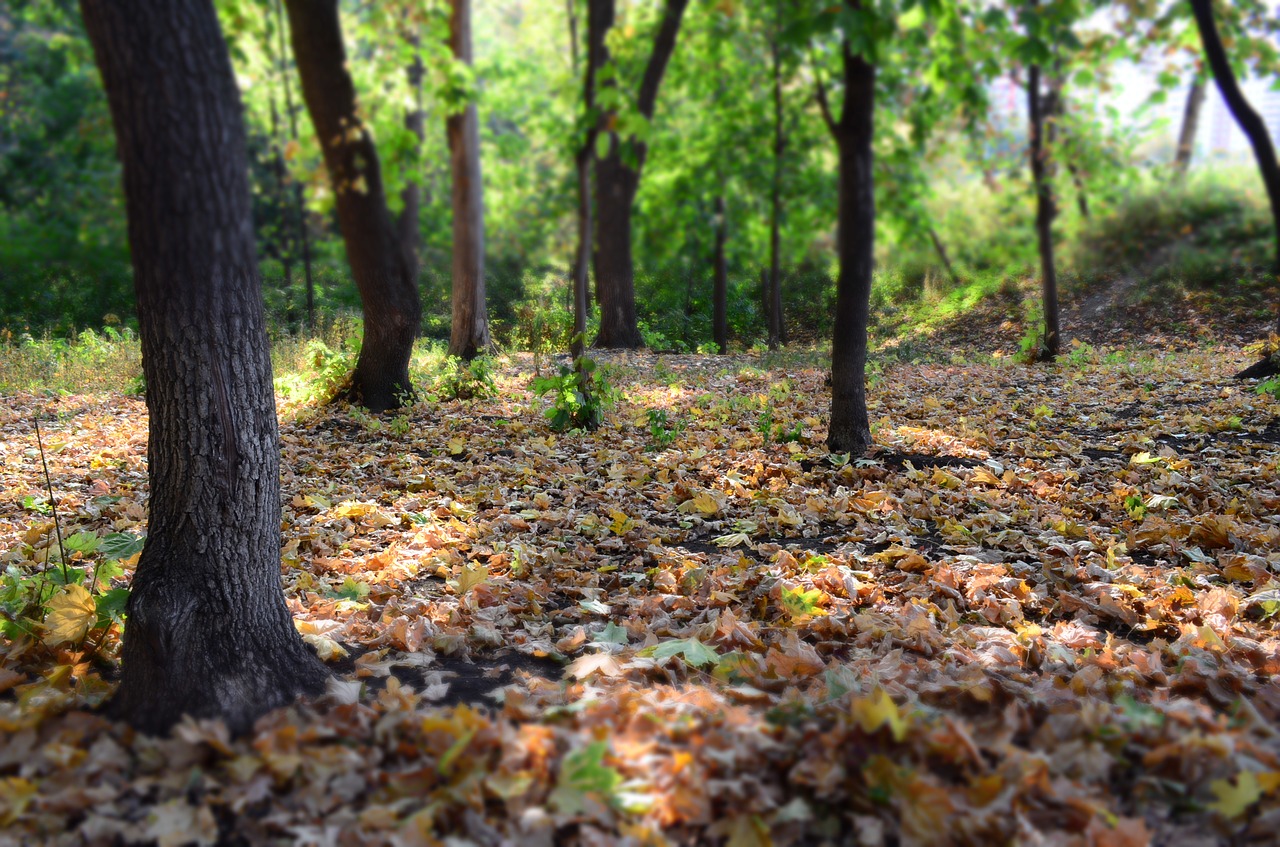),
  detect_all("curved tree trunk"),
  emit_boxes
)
[591,0,689,348]
[285,0,421,411]
[81,0,328,736]
[1190,0,1280,336]
[446,0,491,360]
[818,18,875,457]
[1028,62,1062,360]
[712,194,728,354]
